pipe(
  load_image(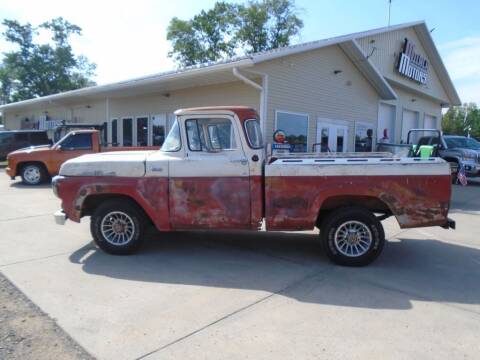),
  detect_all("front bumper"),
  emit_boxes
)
[462,161,480,177]
[54,210,67,225]
[5,166,15,179]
